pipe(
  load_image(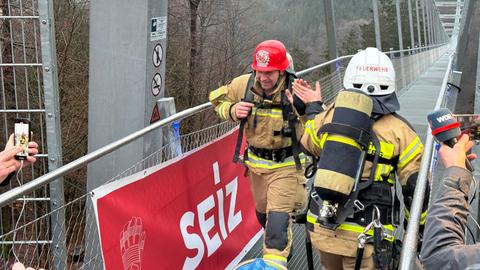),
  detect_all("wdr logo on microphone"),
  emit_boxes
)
[436,114,454,123]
